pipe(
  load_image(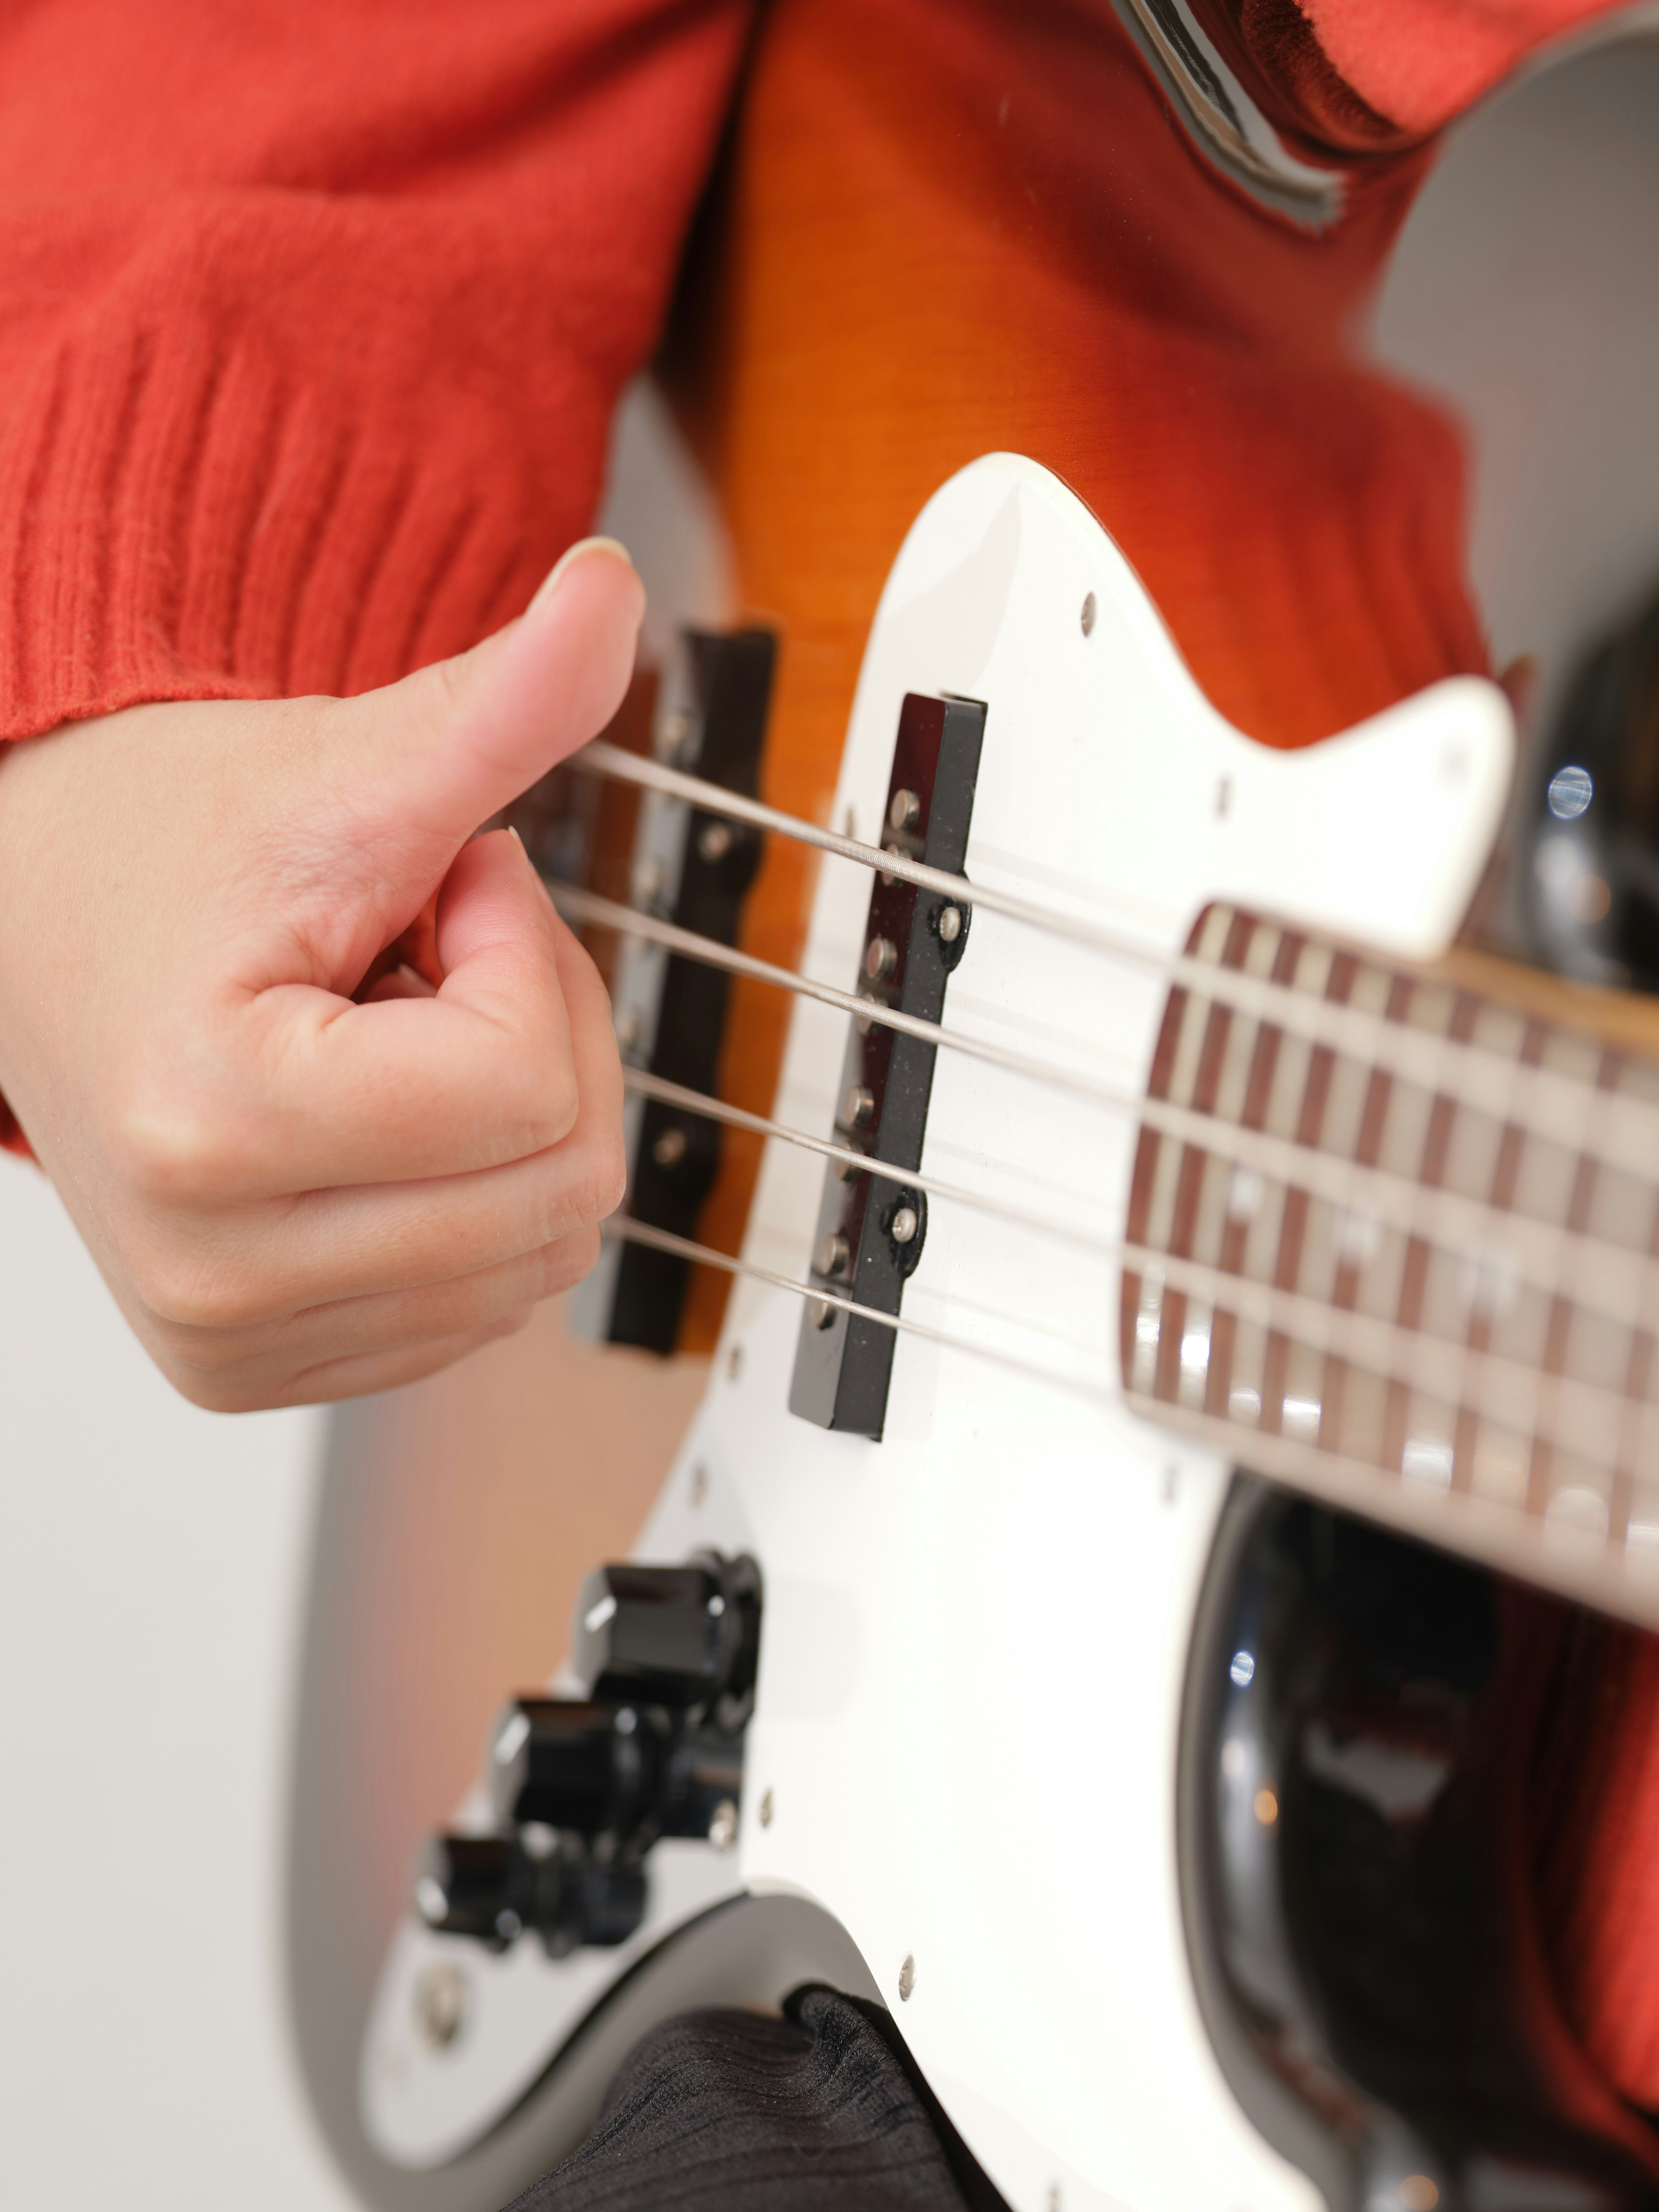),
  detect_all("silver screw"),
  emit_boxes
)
[708,1798,739,1851]
[519,1821,557,1861]
[728,1343,743,1382]
[809,1297,837,1331]
[652,1126,688,1168]
[1048,2189,1063,2212]
[759,1788,775,1829]
[657,707,690,757]
[815,1232,851,1279]
[937,904,963,945]
[698,820,734,863]
[690,1461,709,1505]
[1214,775,1231,819]
[615,1006,641,1054]
[888,788,921,832]
[412,1961,471,2051]
[864,935,898,981]
[1081,591,1097,637]
[840,1083,874,1130]
[634,856,665,908]
[898,1954,916,2001]
[890,1206,918,1246]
